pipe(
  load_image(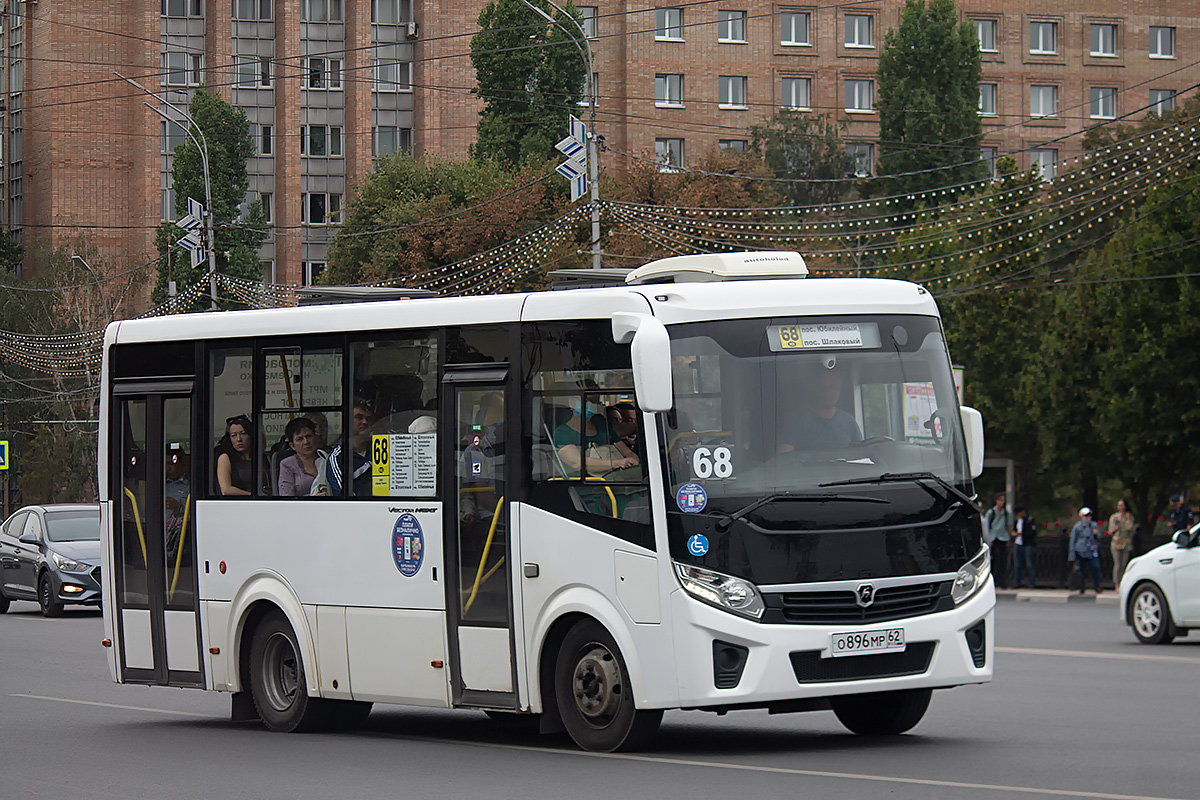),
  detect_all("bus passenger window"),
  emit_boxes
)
[210,347,253,497]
